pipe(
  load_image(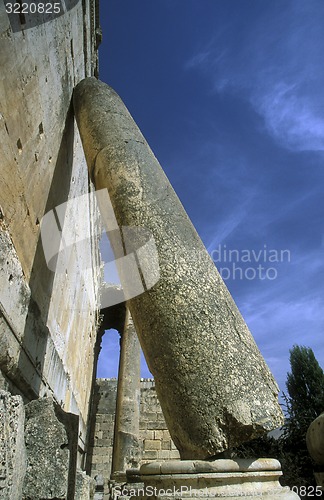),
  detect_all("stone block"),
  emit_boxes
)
[147,421,167,430]
[144,439,161,451]
[154,430,164,440]
[157,450,171,460]
[75,470,96,500]
[161,440,171,450]
[100,422,112,431]
[92,454,106,464]
[23,396,78,499]
[0,391,26,500]
[102,431,113,440]
[94,446,111,456]
[94,463,109,472]
[142,450,158,460]
[97,438,112,447]
[144,412,158,421]
[140,430,154,440]
[162,430,170,440]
